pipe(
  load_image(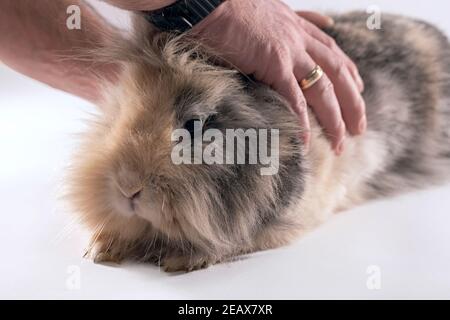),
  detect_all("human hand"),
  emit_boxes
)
[191,0,366,154]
